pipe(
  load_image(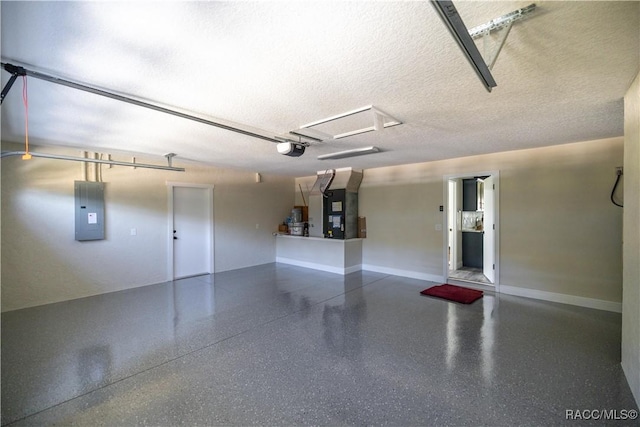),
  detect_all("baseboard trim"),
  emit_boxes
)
[500,284,622,313]
[276,259,621,312]
[344,264,363,275]
[276,257,359,275]
[361,264,444,283]
[447,279,496,293]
